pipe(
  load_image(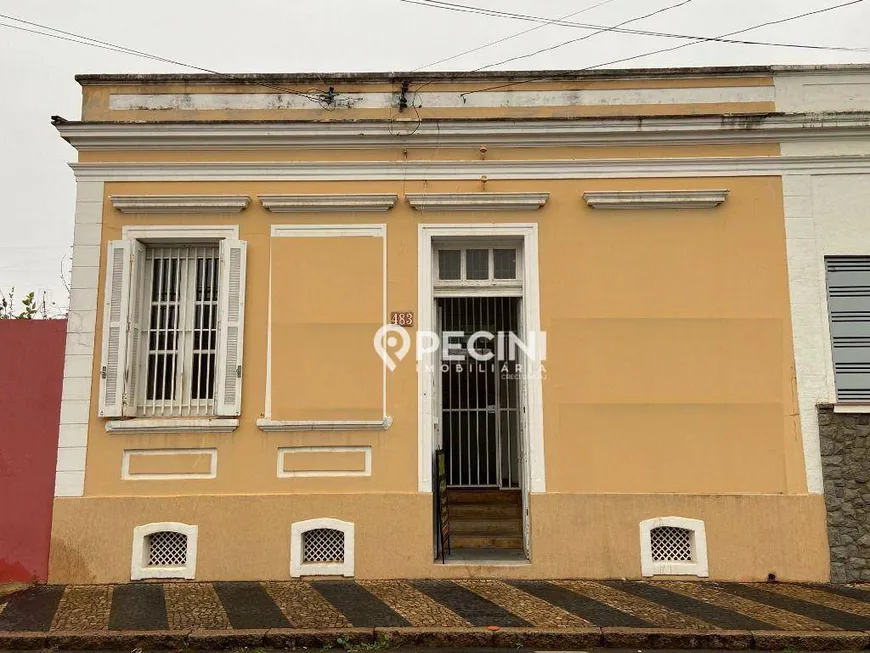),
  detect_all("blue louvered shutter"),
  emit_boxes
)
[826,257,870,402]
